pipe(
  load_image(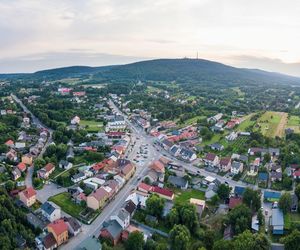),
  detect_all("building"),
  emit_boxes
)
[71,172,86,183]
[110,208,130,229]
[47,219,69,246]
[231,161,243,175]
[38,163,55,179]
[59,160,73,170]
[190,198,205,217]
[71,116,80,125]
[210,143,224,151]
[75,236,102,250]
[121,162,135,180]
[150,160,165,173]
[17,162,27,172]
[204,153,219,167]
[12,167,21,180]
[271,209,284,235]
[106,115,126,131]
[151,186,174,200]
[137,182,153,193]
[229,197,242,209]
[219,157,232,172]
[41,202,61,222]
[19,187,36,207]
[168,176,188,189]
[64,217,81,236]
[87,187,109,210]
[21,154,33,165]
[99,220,123,246]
